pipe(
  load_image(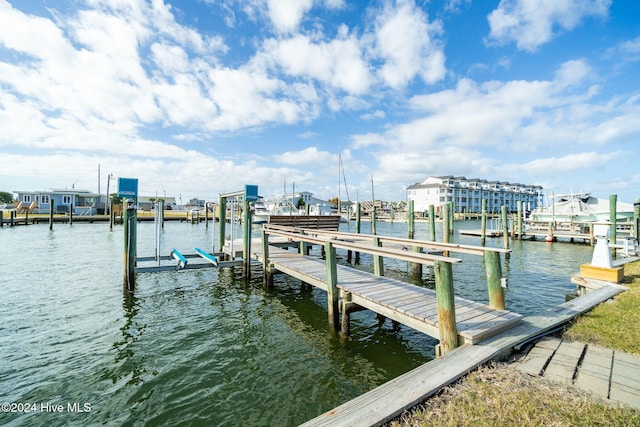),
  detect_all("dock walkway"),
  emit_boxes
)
[301,283,627,426]
[516,336,640,409]
[258,245,522,346]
